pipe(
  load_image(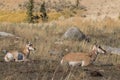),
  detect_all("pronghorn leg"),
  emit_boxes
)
[15,59,24,62]
[15,56,30,62]
[81,60,90,67]
[81,61,85,66]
